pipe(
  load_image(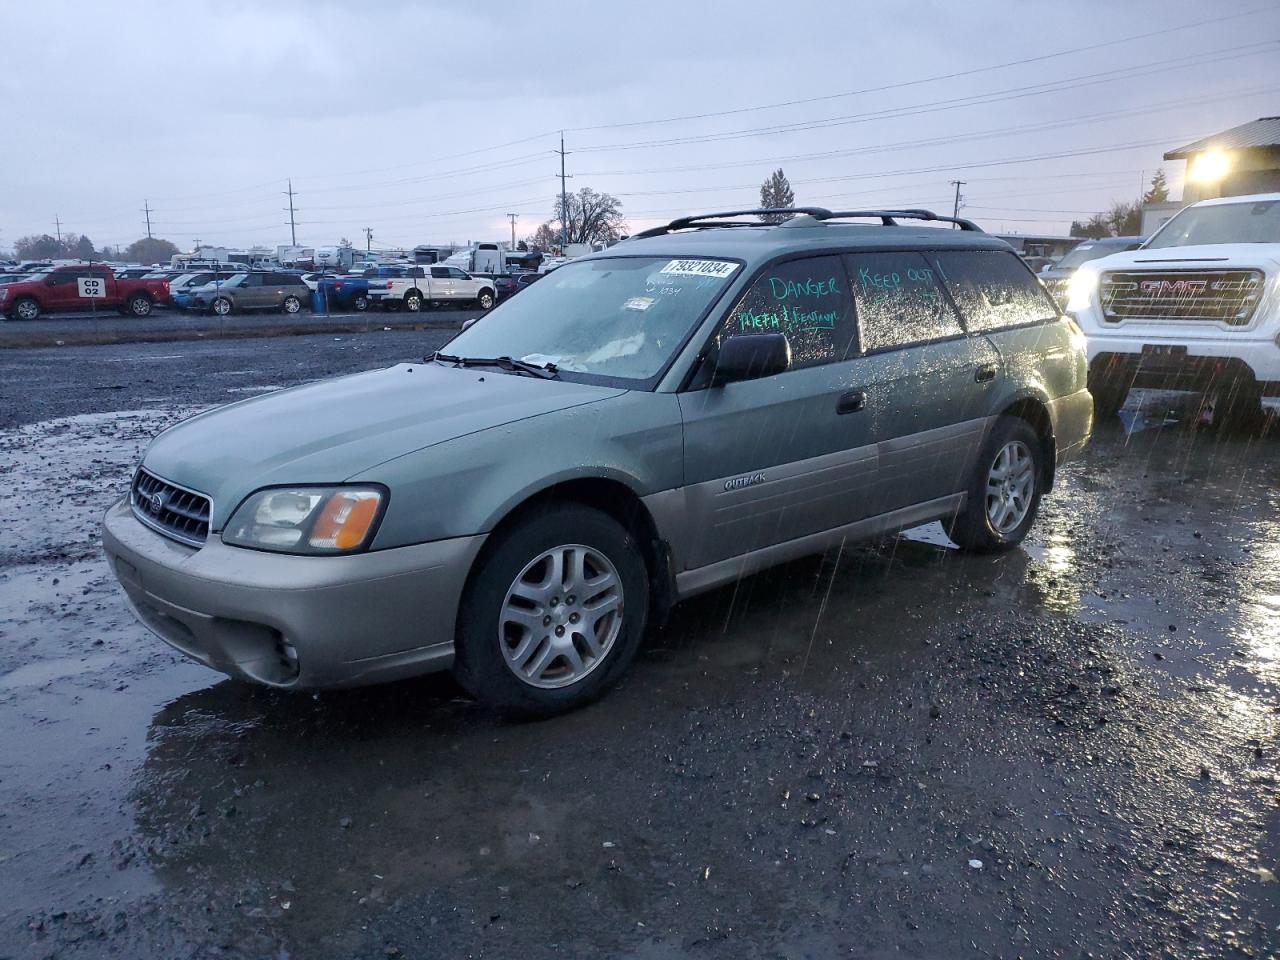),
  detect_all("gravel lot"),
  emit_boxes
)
[0,333,1277,959]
